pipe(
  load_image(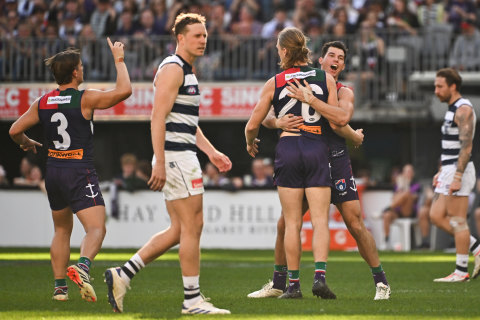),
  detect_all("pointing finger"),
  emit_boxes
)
[107,37,113,49]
